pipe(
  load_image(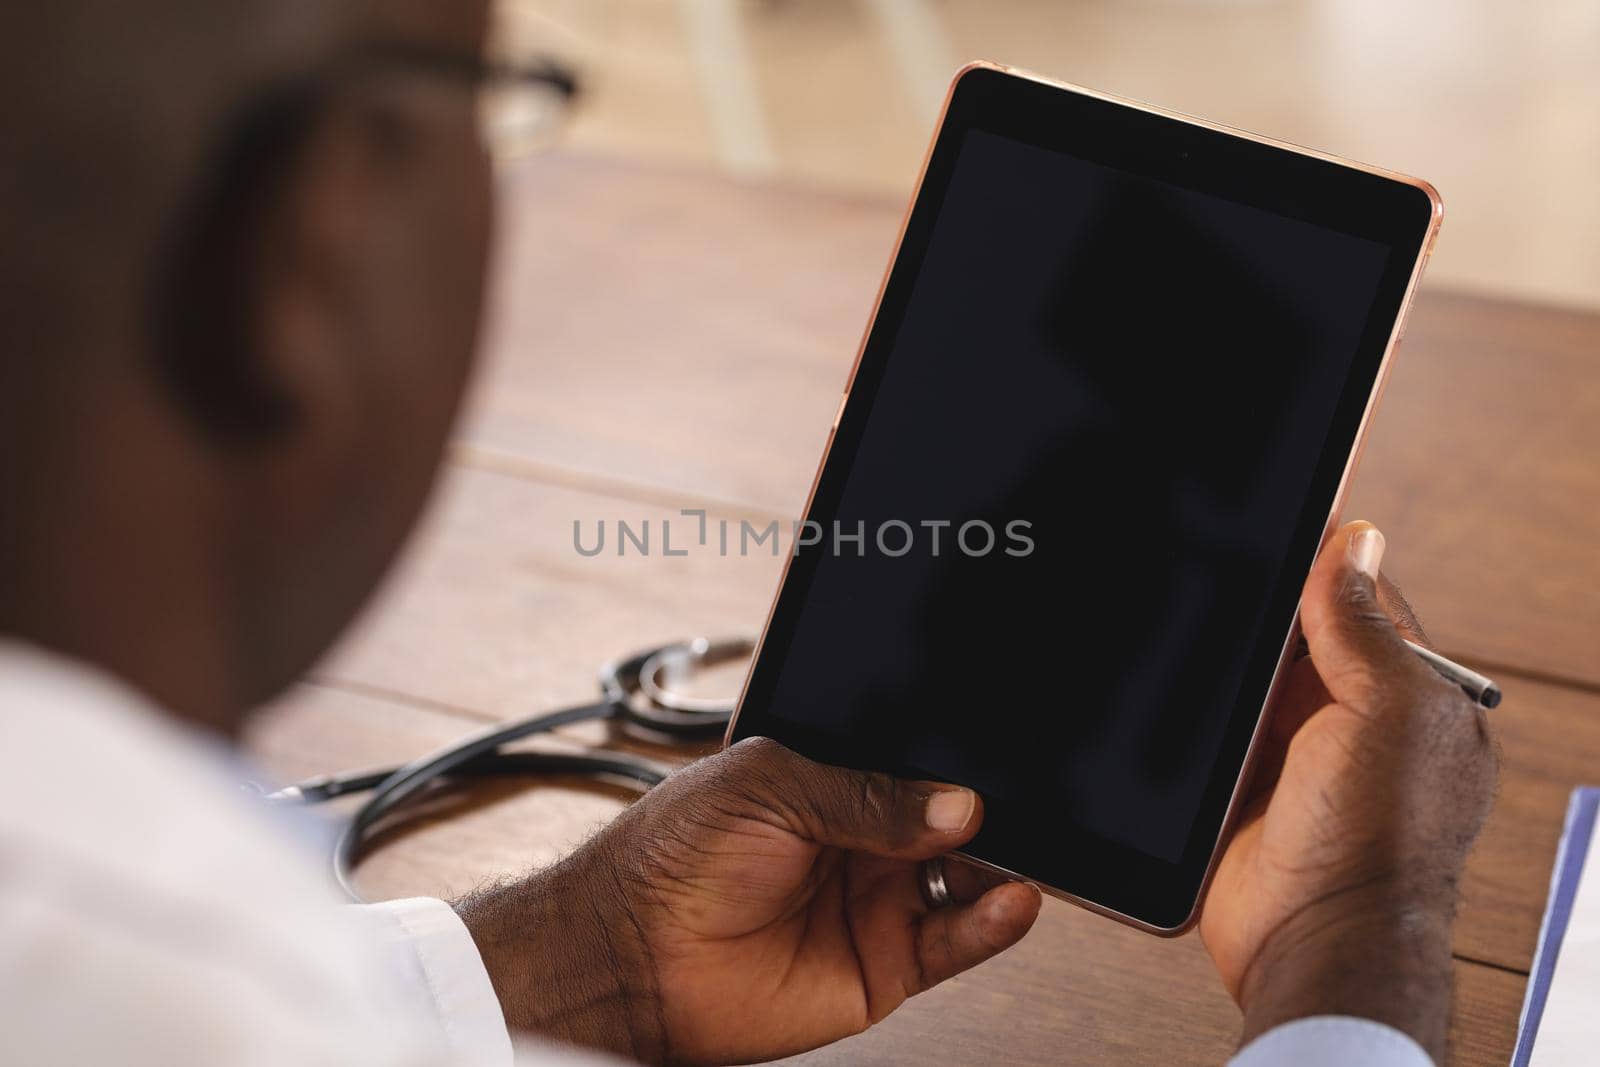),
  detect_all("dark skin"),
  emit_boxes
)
[460,743,1041,1064]
[1204,523,1497,1059]
[456,522,1496,1065]
[3,1,1496,1063]
[0,1,493,729]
